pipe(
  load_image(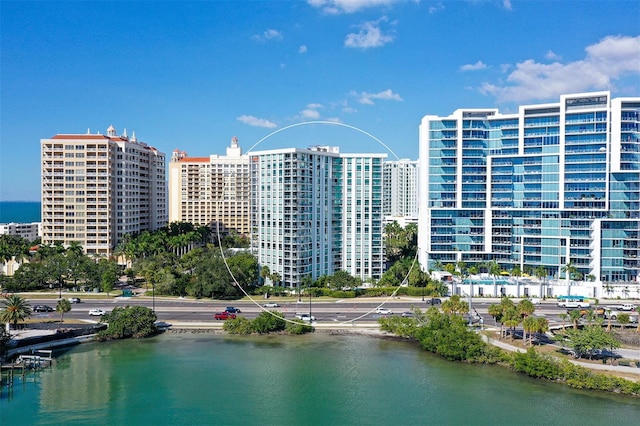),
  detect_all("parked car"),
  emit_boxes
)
[401,312,414,318]
[426,298,442,306]
[33,305,54,313]
[295,313,315,322]
[263,302,279,308]
[88,309,105,316]
[215,312,236,320]
[225,307,241,313]
[68,297,81,303]
[375,307,393,315]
